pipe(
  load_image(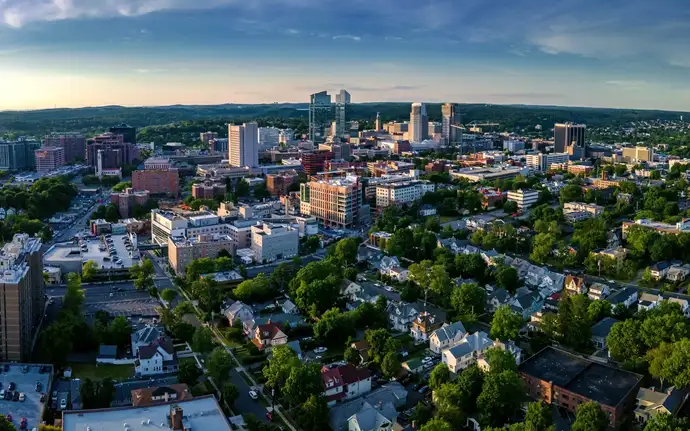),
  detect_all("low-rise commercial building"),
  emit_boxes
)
[111,188,150,218]
[622,219,690,237]
[251,223,299,263]
[132,168,180,197]
[563,201,605,222]
[525,152,569,171]
[622,146,654,163]
[168,234,234,274]
[191,181,226,199]
[375,180,434,208]
[450,166,526,182]
[507,189,540,210]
